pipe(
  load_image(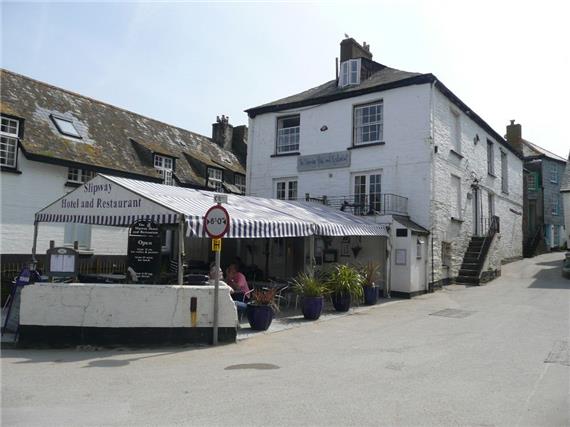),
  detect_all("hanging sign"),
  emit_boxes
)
[204,205,230,238]
[127,220,161,284]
